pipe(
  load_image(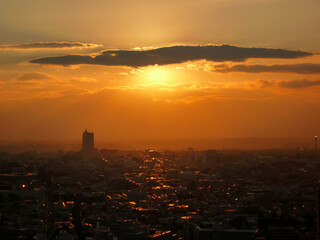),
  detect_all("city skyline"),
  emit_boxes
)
[1,2,320,239]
